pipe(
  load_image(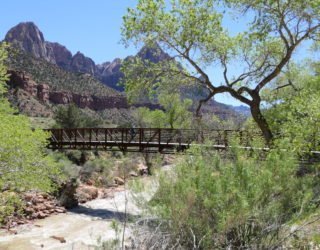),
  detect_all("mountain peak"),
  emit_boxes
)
[5,22,56,63]
[70,51,96,75]
[137,43,171,63]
